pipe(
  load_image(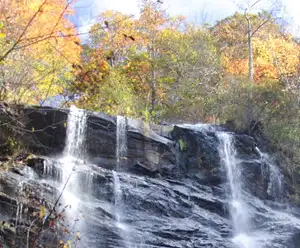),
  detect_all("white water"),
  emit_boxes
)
[257,149,283,199]
[113,170,122,224]
[180,123,217,132]
[63,105,87,160]
[171,124,299,247]
[114,116,130,245]
[60,105,87,232]
[217,132,254,248]
[116,115,127,170]
[11,116,300,247]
